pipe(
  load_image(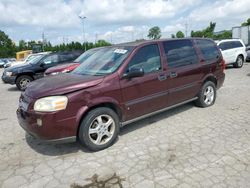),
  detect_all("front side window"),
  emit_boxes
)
[127,44,161,74]
[43,54,59,64]
[163,40,198,68]
[196,39,220,62]
[72,46,133,76]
